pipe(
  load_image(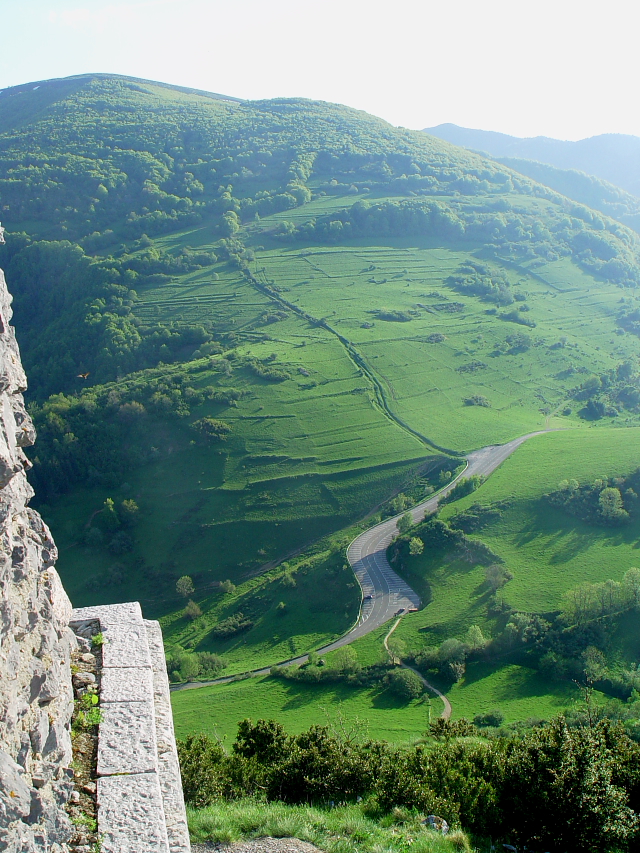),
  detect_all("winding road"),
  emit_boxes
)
[172,431,548,712]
